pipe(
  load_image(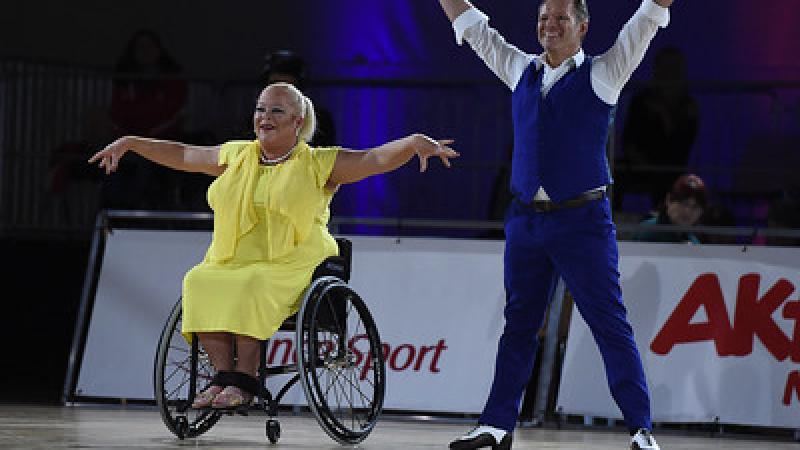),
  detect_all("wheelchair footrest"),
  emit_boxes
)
[192,405,251,416]
[227,406,250,416]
